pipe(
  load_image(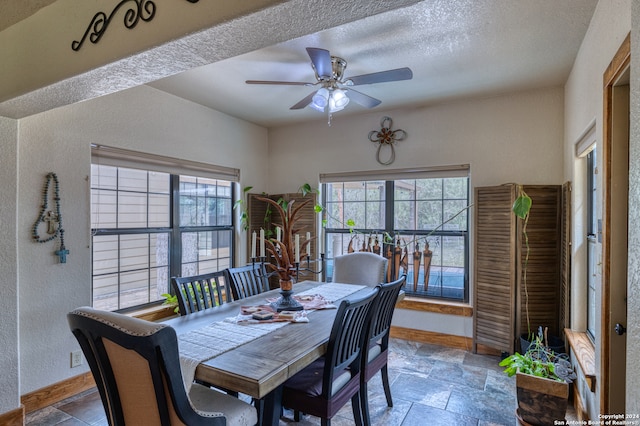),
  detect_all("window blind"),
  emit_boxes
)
[319,164,469,183]
[91,144,240,182]
[575,120,596,158]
